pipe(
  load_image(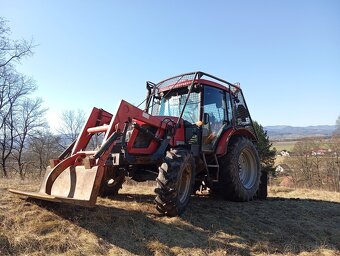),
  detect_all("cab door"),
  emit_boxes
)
[202,86,226,151]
